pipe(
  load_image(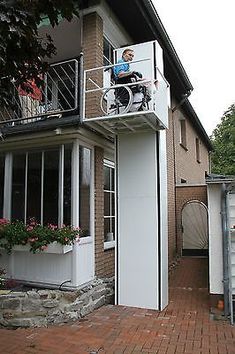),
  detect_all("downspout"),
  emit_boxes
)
[79,51,84,124]
[79,4,84,124]
[171,90,192,254]
[221,183,230,318]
